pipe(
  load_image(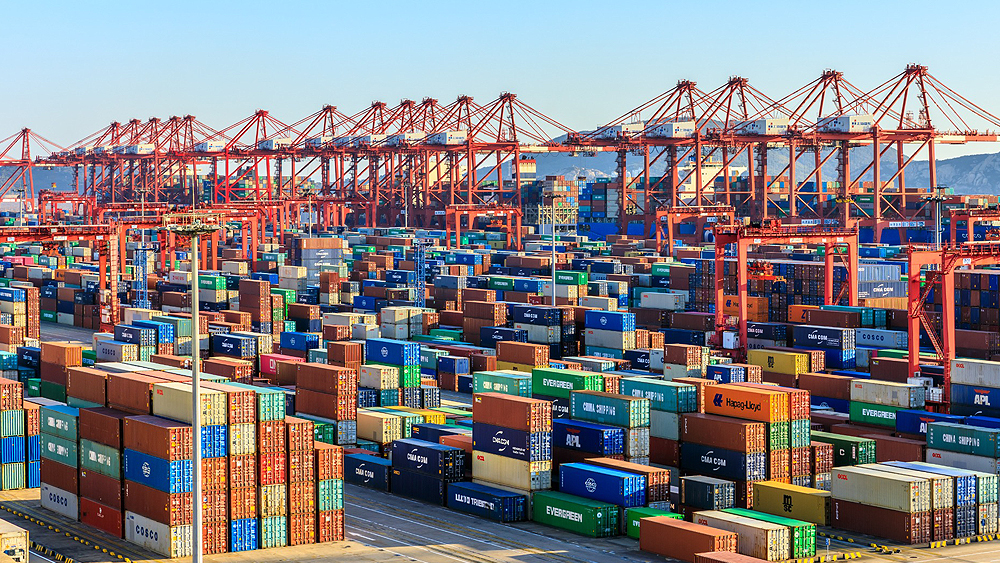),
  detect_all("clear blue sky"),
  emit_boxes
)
[3,0,998,158]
